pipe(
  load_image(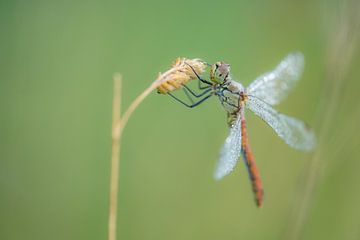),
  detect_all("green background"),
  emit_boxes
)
[1,0,360,240]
